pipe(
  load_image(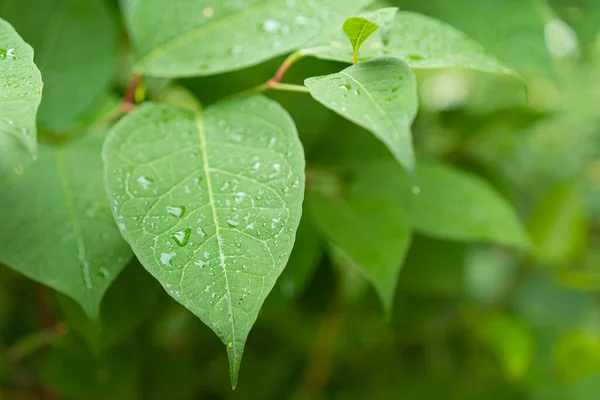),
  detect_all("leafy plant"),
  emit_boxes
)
[2,0,600,398]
